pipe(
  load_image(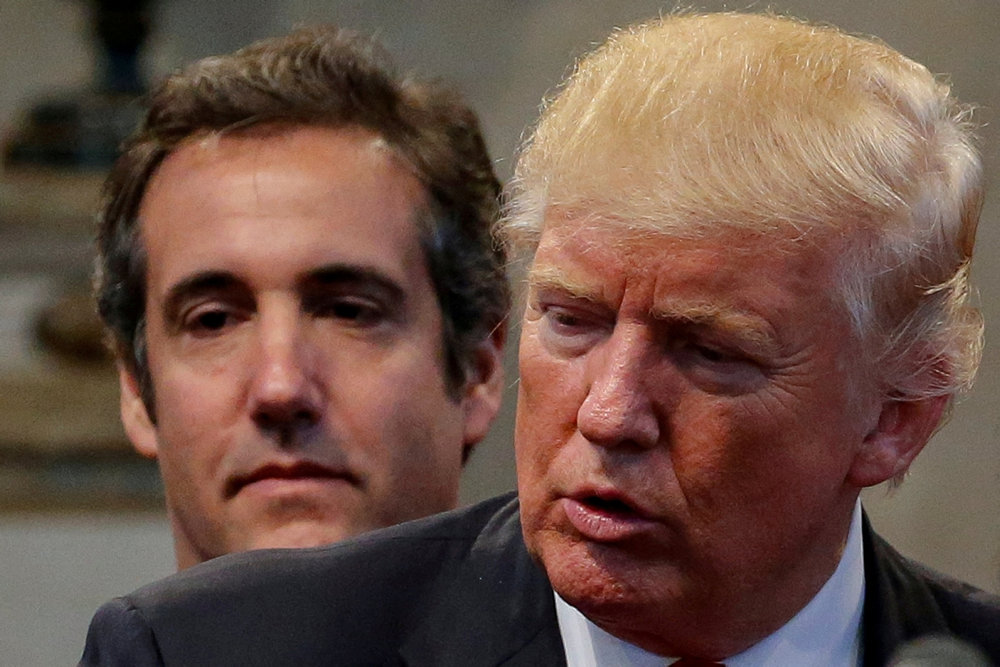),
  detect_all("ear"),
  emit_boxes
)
[118,364,160,459]
[460,322,507,448]
[846,395,948,488]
